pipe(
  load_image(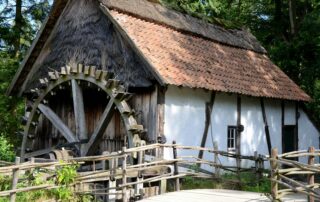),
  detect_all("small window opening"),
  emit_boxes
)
[227,126,237,151]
